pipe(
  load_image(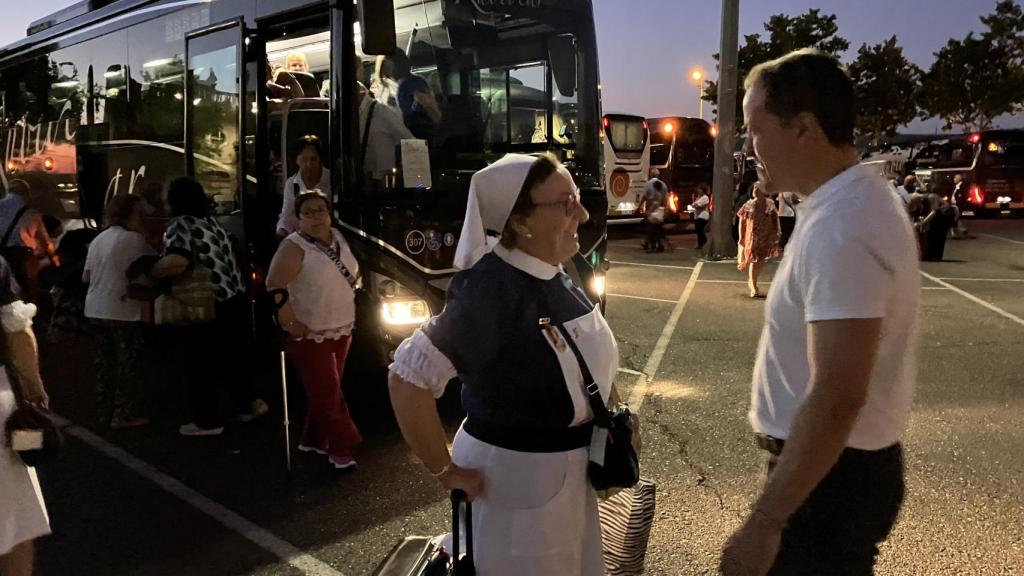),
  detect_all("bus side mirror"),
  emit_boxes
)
[549,34,576,98]
[357,0,397,56]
